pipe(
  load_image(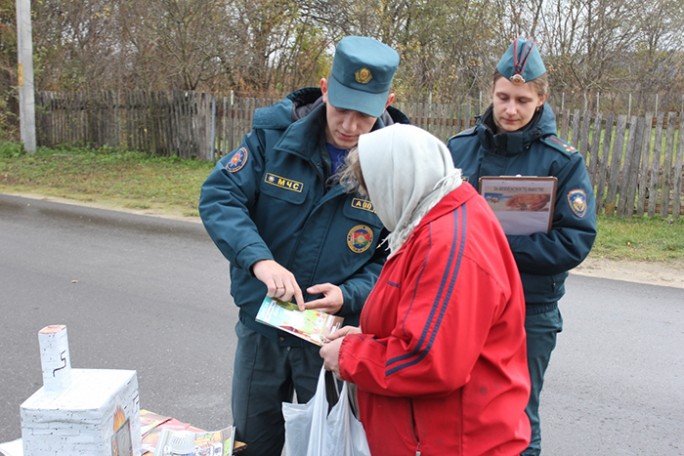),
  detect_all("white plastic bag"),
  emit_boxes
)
[283,367,370,456]
[326,380,370,456]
